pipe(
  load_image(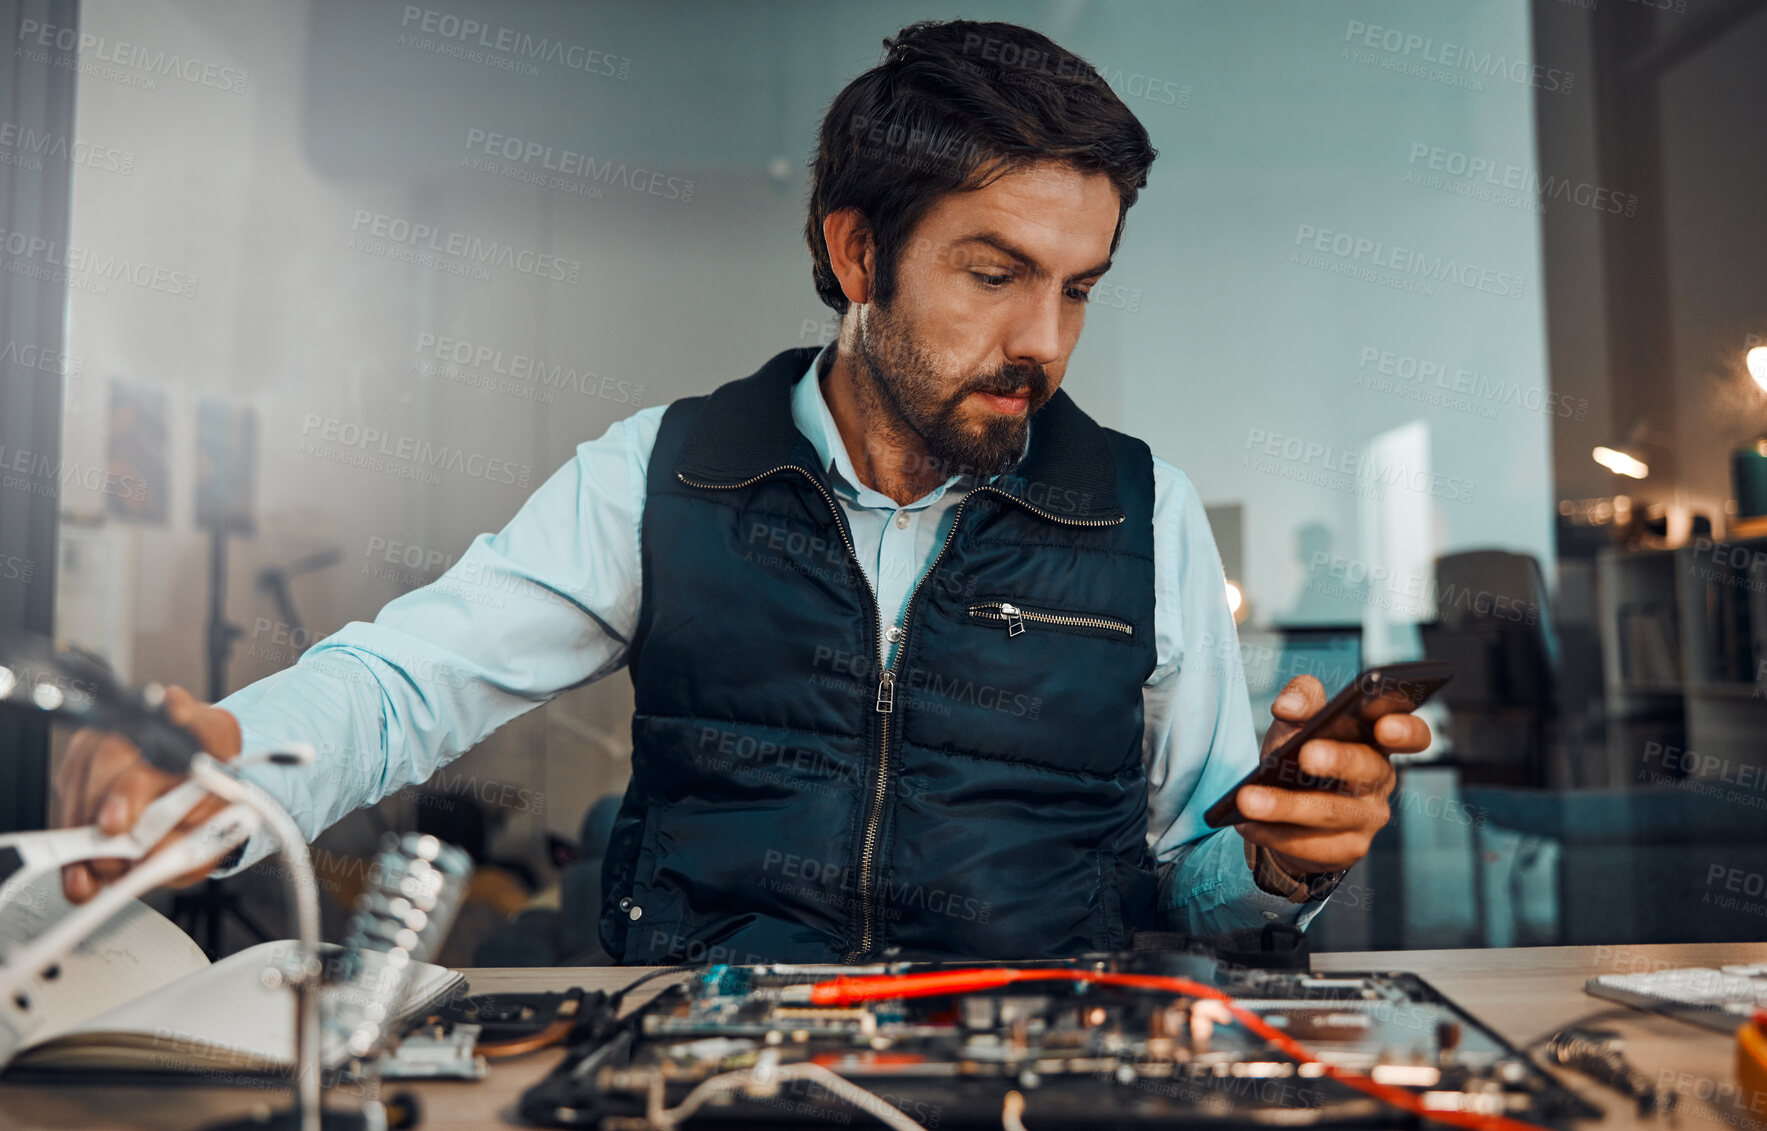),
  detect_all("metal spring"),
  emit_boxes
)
[1547,1026,1676,1116]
